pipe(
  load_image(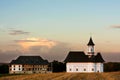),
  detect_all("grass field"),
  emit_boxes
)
[0,72,120,80]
